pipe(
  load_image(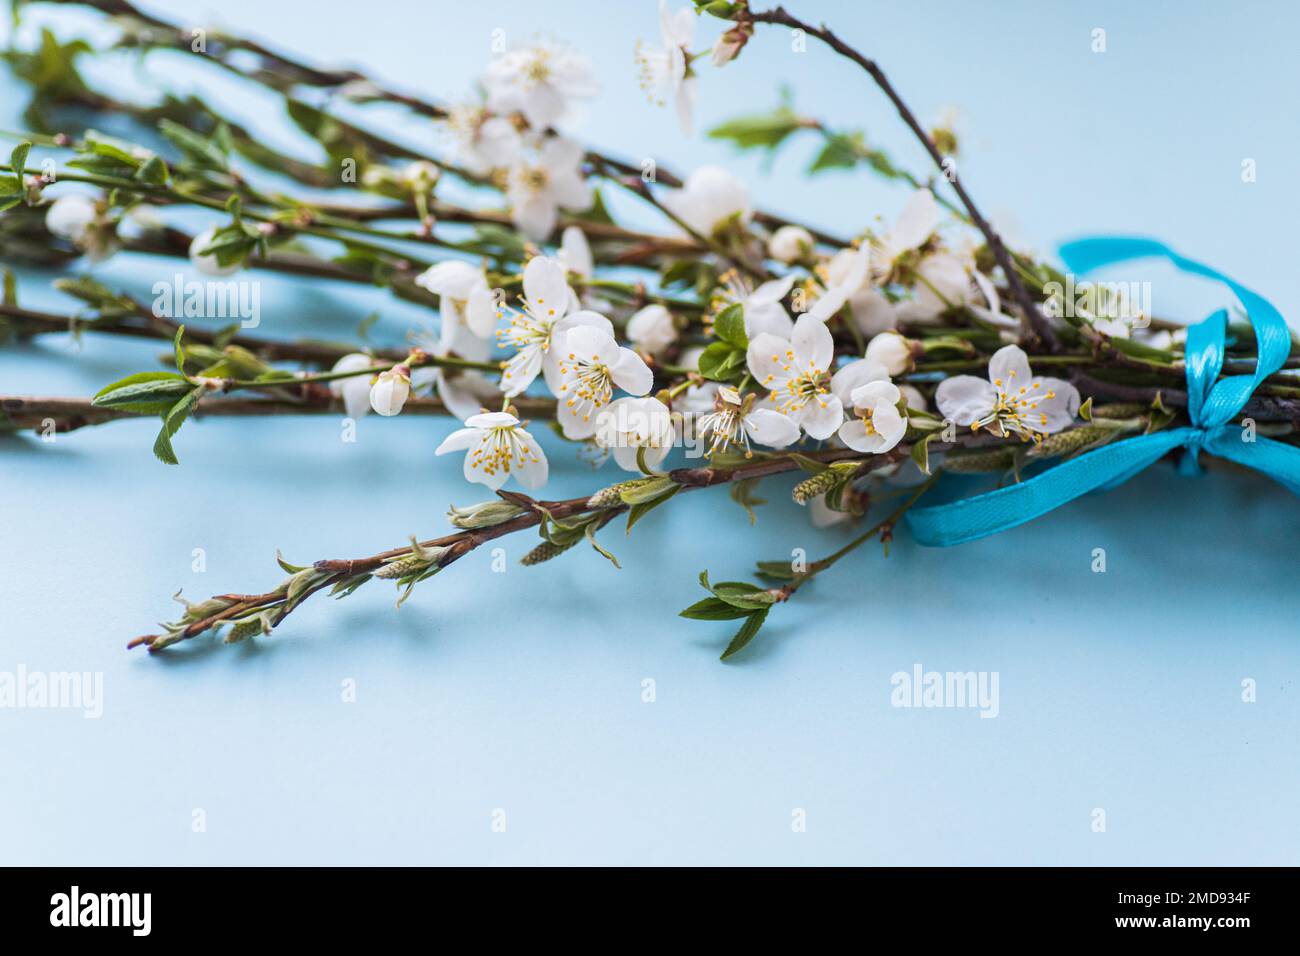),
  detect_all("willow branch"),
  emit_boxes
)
[128,445,907,651]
